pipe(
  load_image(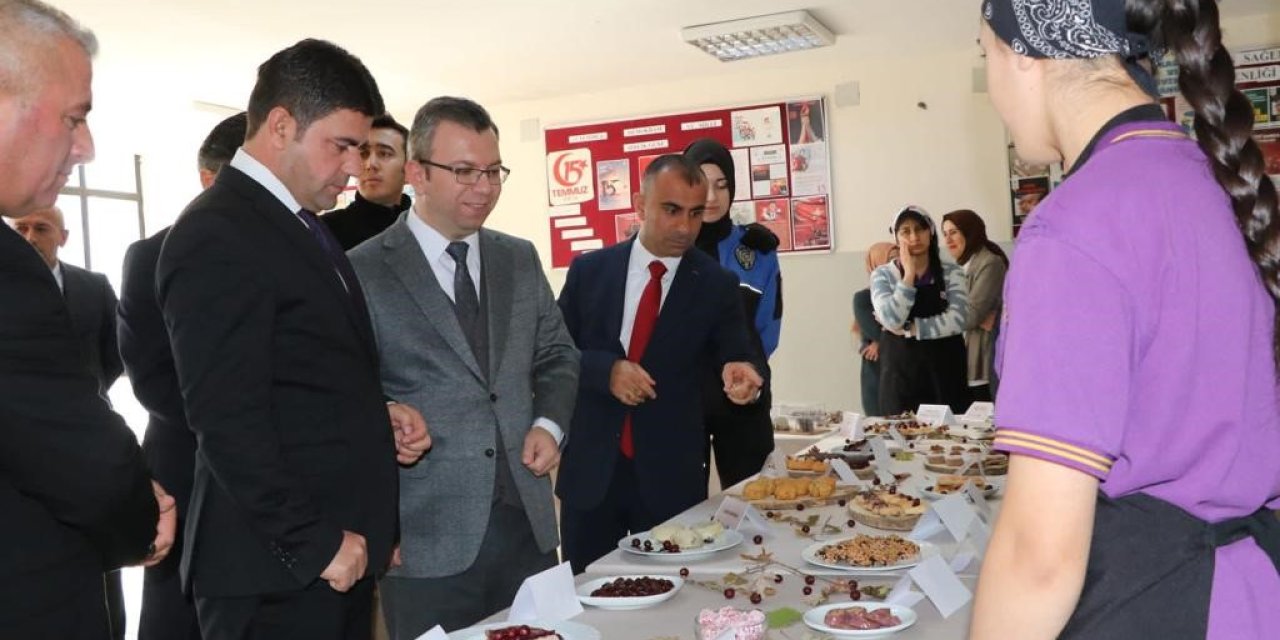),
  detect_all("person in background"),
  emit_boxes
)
[683,138,781,489]
[322,113,411,250]
[971,1,1280,638]
[870,205,968,414]
[0,1,174,637]
[940,209,1008,402]
[851,242,896,416]
[118,110,247,640]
